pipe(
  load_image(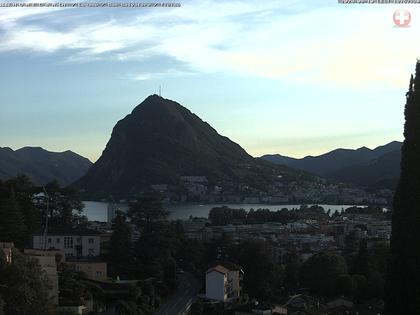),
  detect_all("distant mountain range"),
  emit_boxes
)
[75,95,314,197]
[0,96,402,193]
[0,147,92,186]
[261,141,402,189]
